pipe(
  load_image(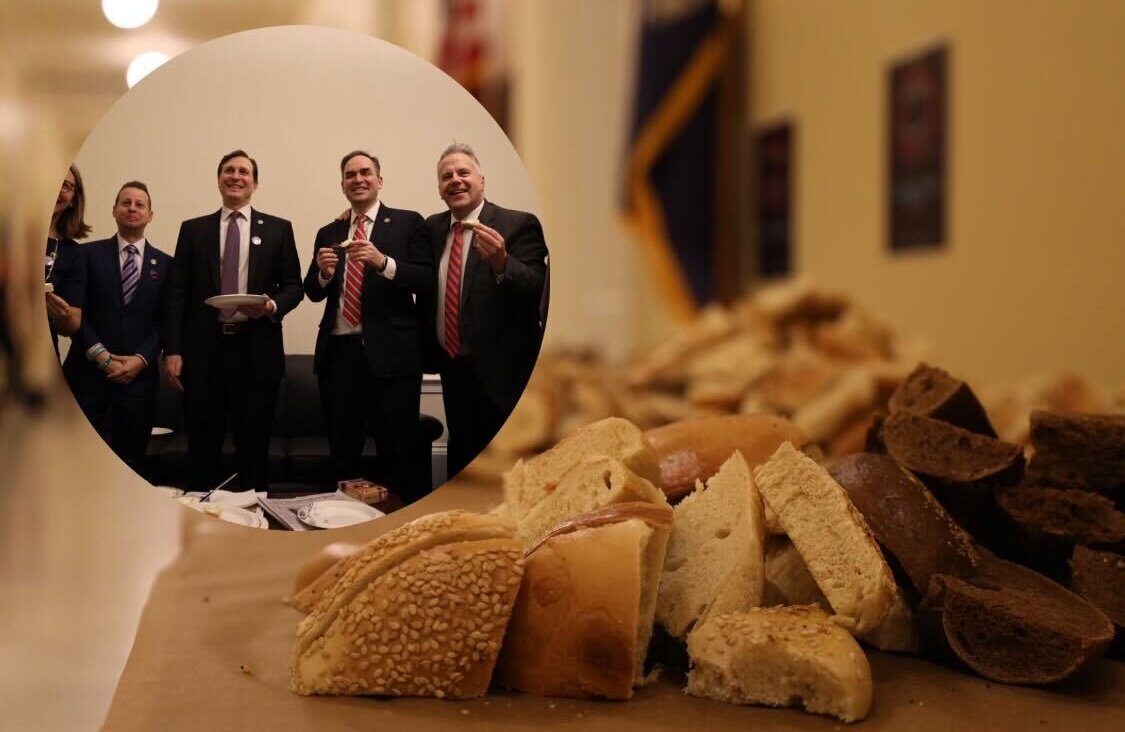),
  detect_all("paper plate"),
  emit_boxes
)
[207,489,263,509]
[204,294,269,308]
[297,500,384,529]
